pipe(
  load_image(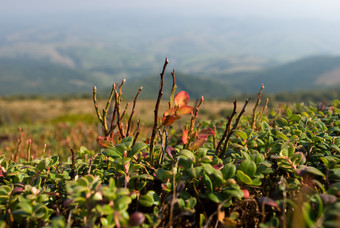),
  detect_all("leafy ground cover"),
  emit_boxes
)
[0,59,339,227]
